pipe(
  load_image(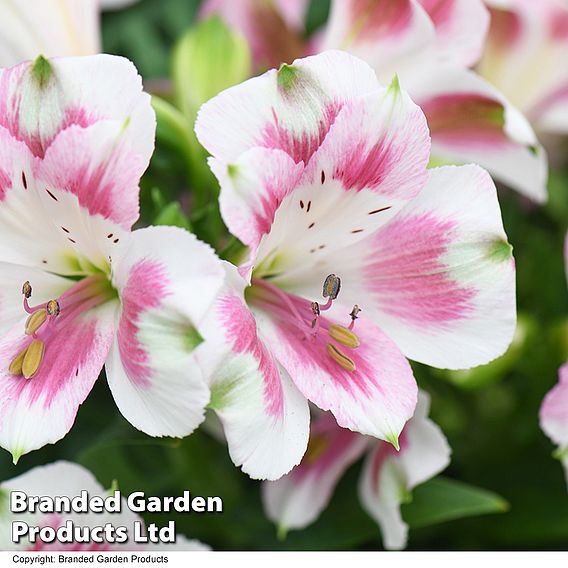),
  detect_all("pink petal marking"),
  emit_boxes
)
[218,293,284,416]
[0,167,9,201]
[350,0,415,41]
[0,63,99,158]
[39,123,144,229]
[549,4,568,40]
[261,100,343,165]
[117,260,171,388]
[1,276,114,417]
[366,213,475,326]
[486,4,522,50]
[421,93,507,149]
[332,132,398,192]
[419,0,454,27]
